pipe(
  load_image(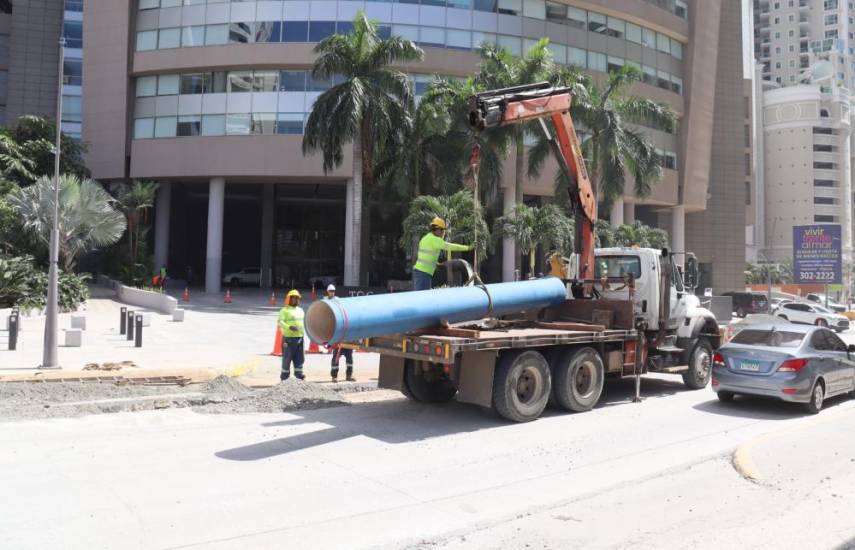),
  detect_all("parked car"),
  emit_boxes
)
[712,324,855,413]
[222,267,261,286]
[775,302,850,332]
[721,292,770,317]
[805,293,846,313]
